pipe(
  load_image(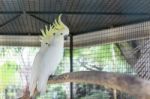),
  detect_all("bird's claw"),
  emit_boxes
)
[49,75,56,78]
